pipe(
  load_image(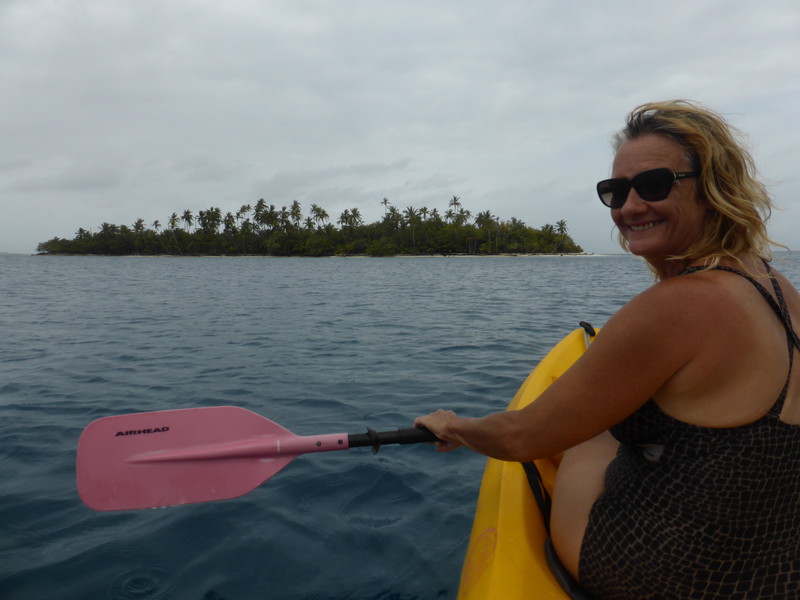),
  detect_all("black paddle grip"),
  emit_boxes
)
[348,426,440,454]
